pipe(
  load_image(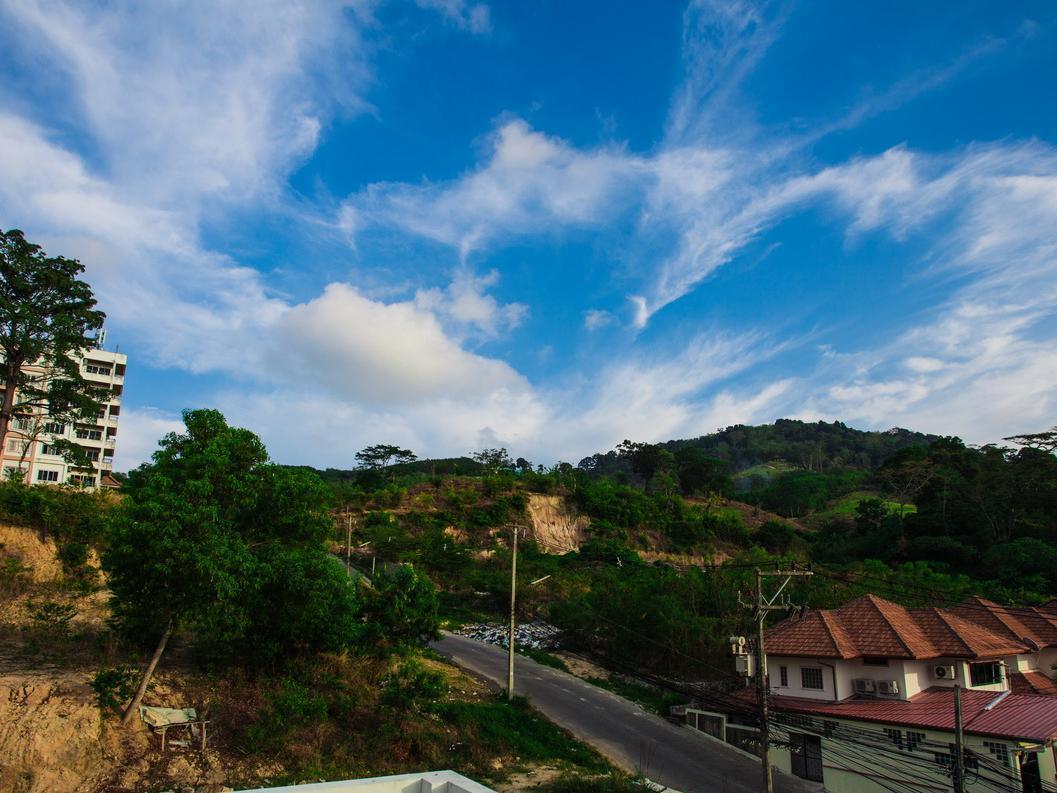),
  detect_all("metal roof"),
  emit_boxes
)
[724,687,1057,742]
